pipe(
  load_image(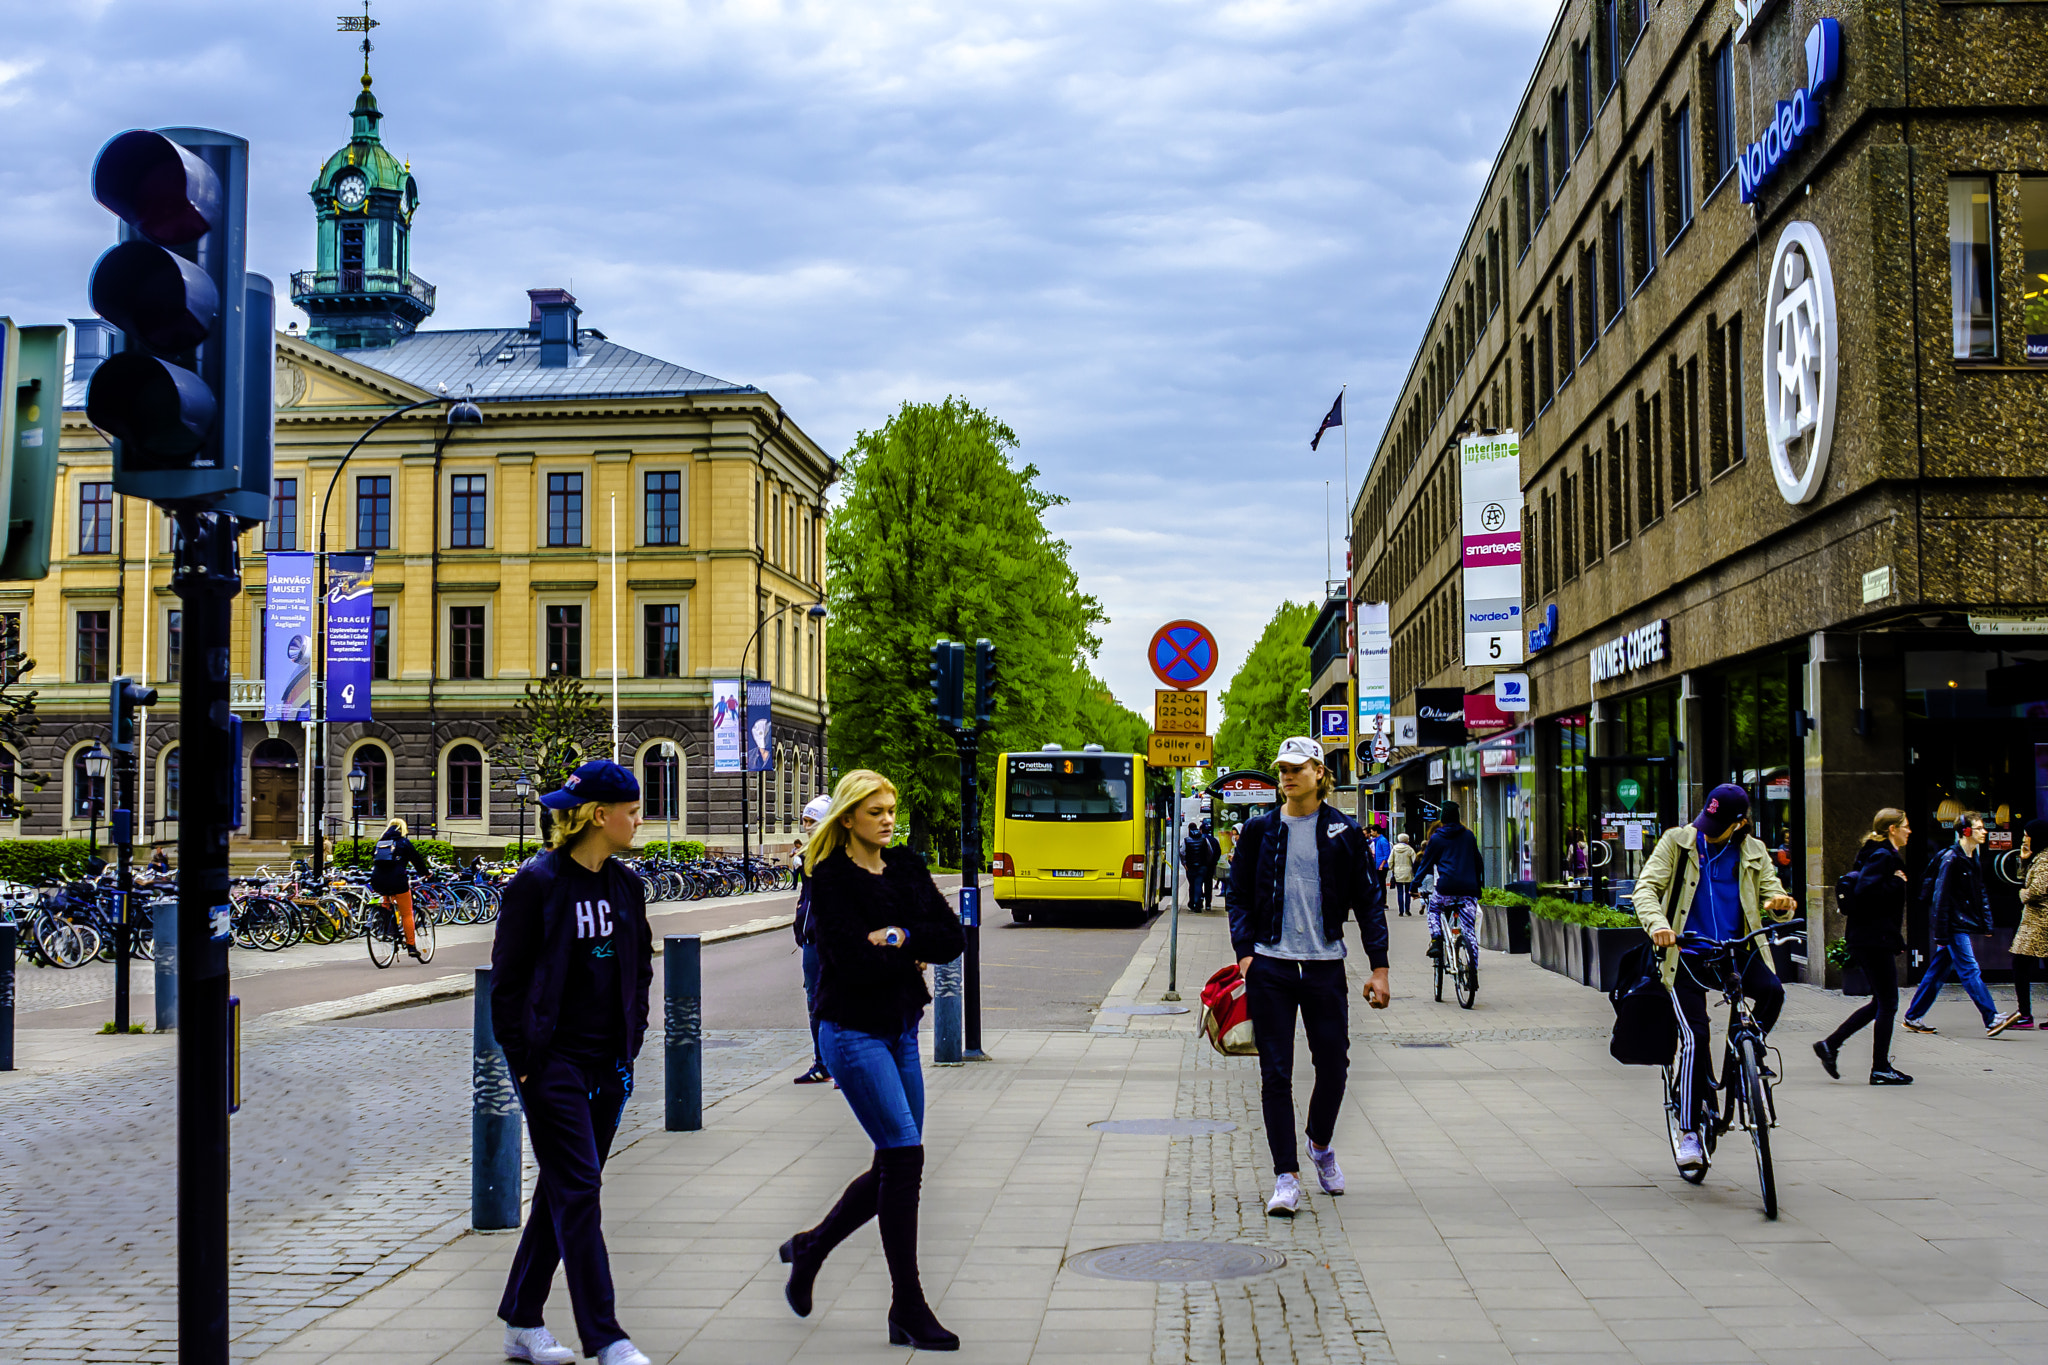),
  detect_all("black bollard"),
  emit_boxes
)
[154,898,178,1033]
[471,968,522,1230]
[1,921,14,1072]
[665,934,701,1131]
